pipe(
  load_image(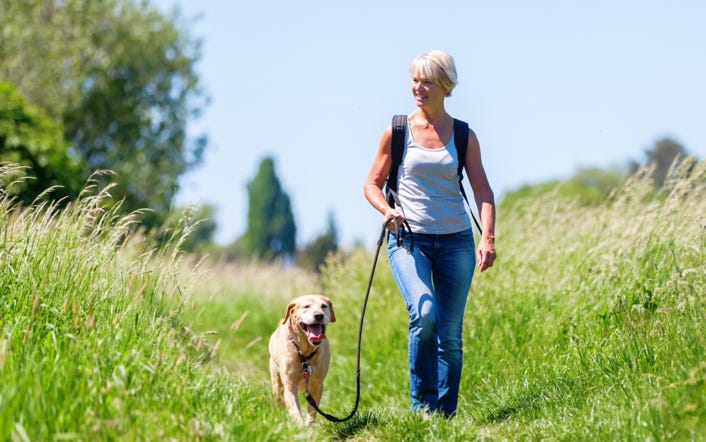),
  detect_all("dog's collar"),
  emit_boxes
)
[288,333,319,363]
